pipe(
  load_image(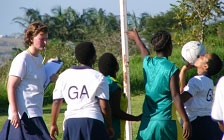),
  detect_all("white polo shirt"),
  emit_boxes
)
[53,66,109,123]
[183,75,214,122]
[8,51,46,119]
